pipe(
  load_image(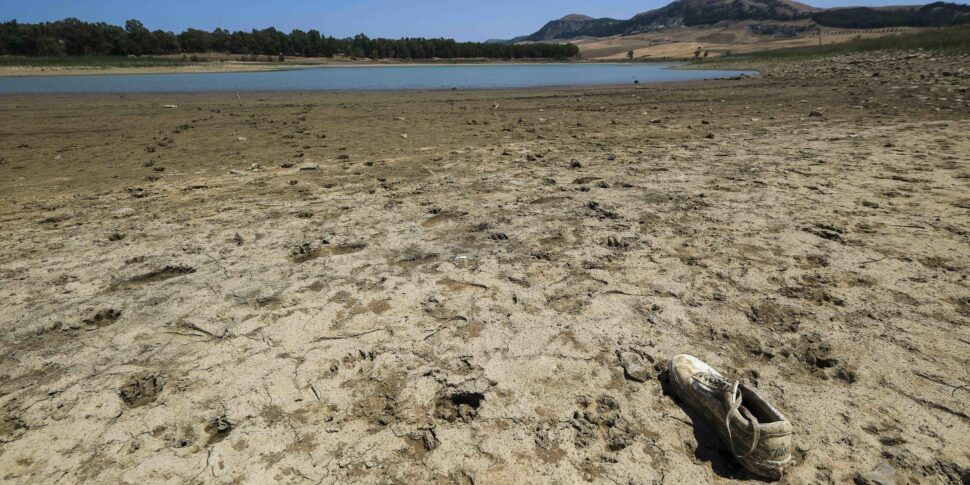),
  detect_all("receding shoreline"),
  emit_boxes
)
[0,58,621,78]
